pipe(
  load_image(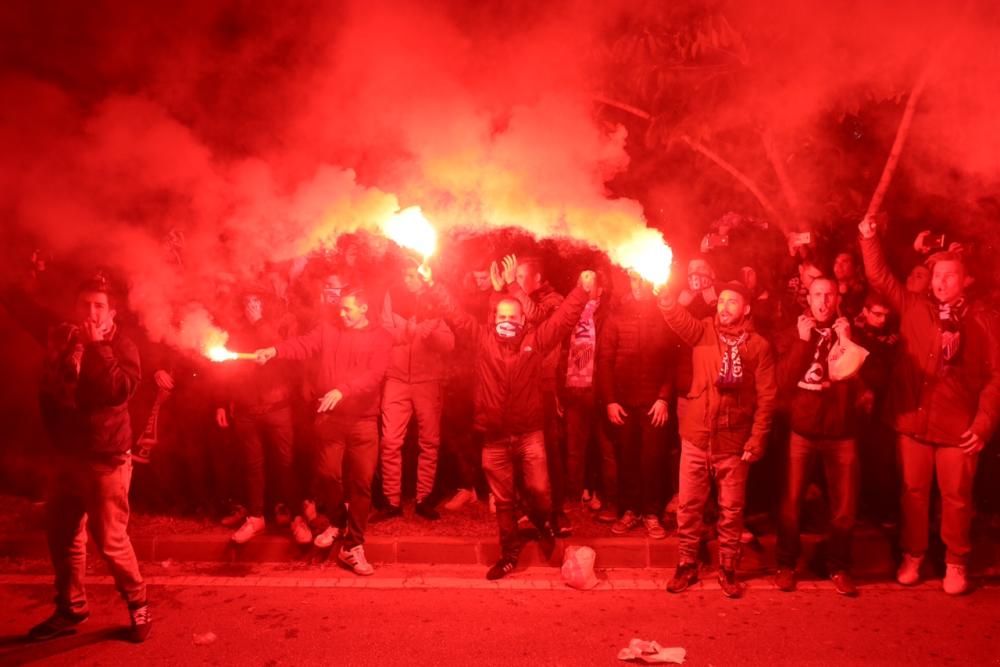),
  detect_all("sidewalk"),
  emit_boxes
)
[2,495,998,577]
